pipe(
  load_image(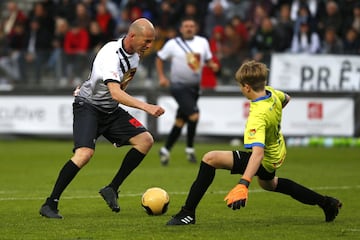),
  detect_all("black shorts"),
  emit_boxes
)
[170,83,200,119]
[231,150,275,180]
[72,99,147,151]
